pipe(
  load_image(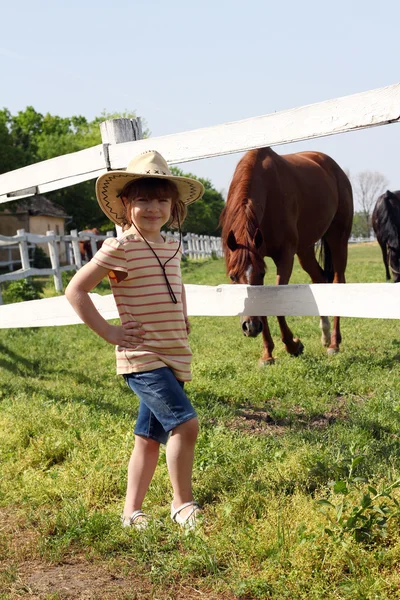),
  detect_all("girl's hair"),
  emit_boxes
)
[120,178,187,229]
